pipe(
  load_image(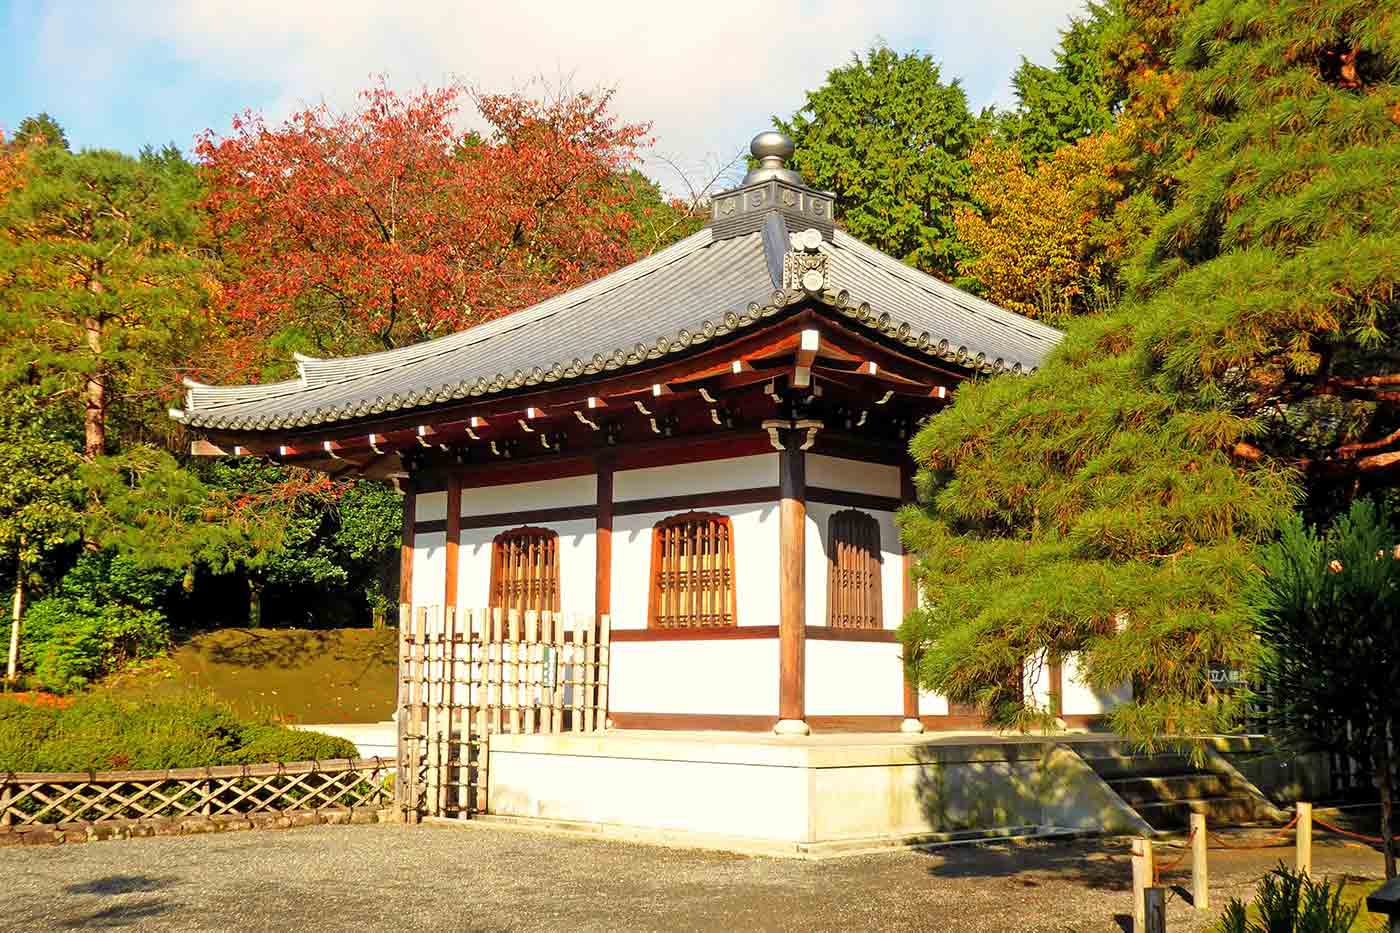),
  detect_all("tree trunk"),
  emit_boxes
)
[248,578,263,629]
[6,574,22,683]
[83,315,105,460]
[1380,733,1397,880]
